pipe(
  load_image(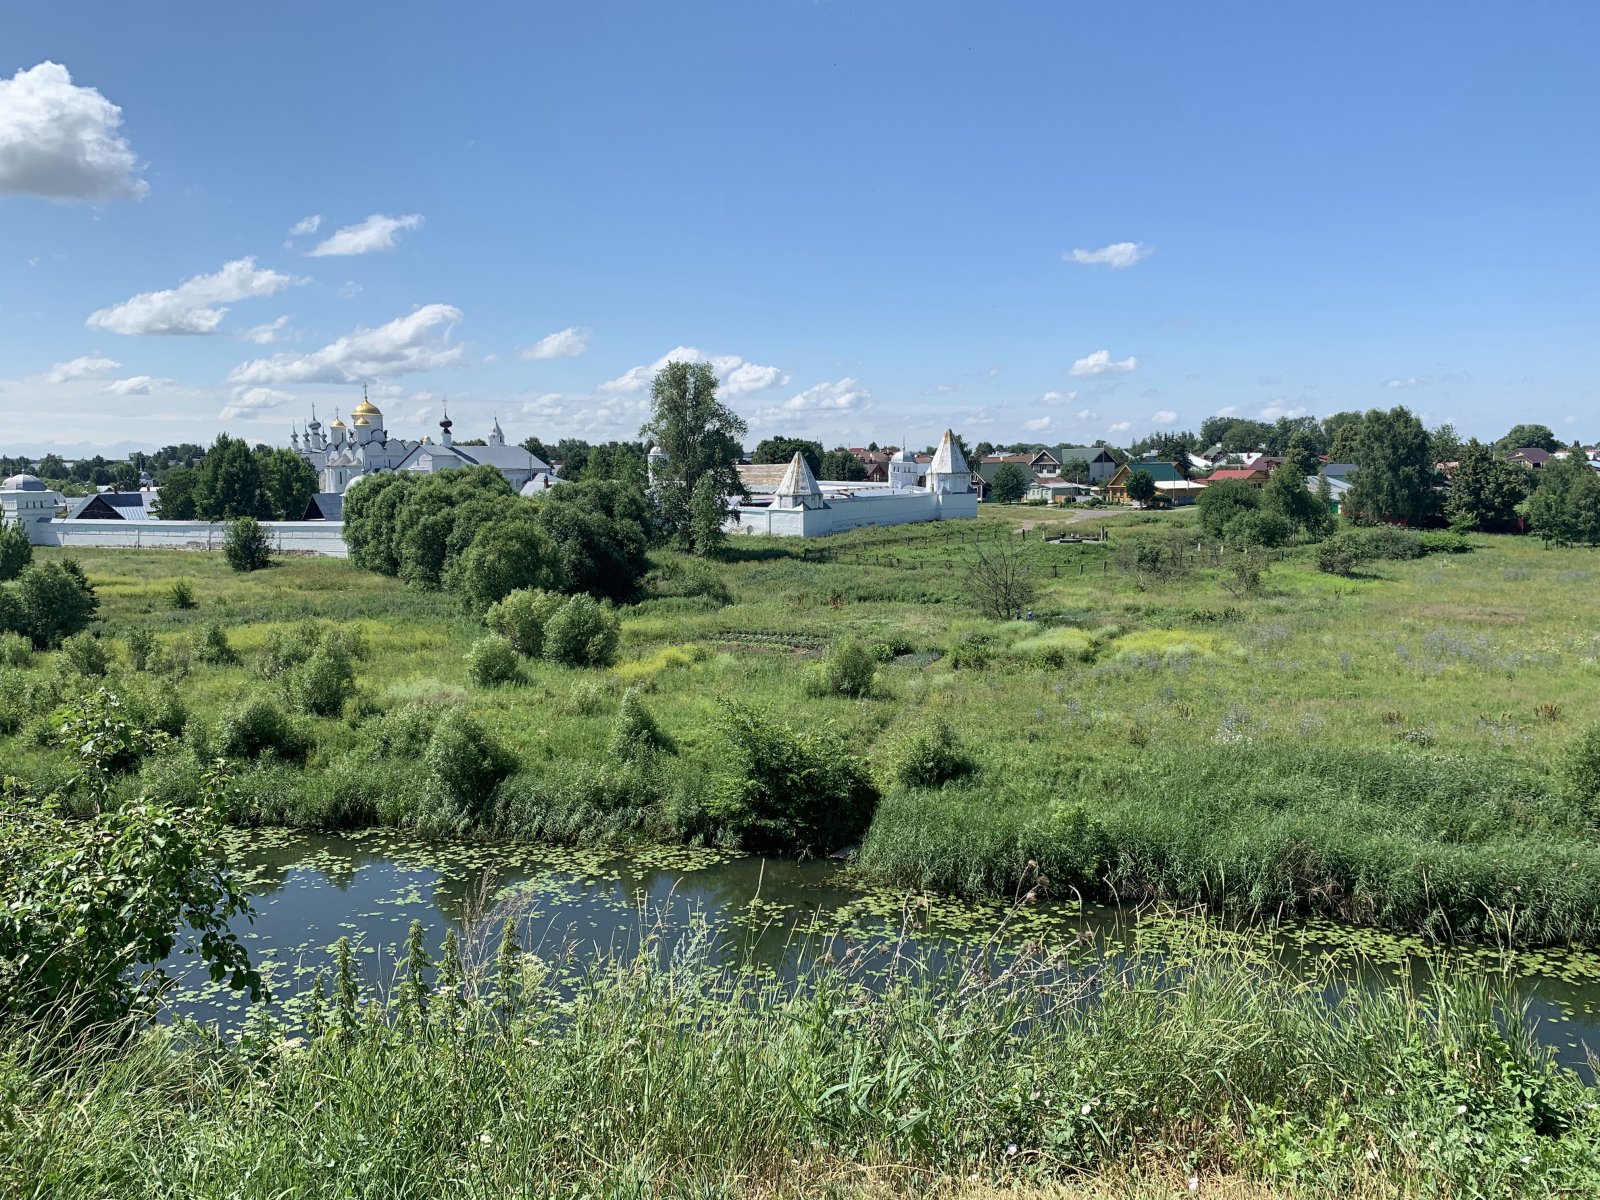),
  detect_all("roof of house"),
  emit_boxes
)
[1153,479,1209,492]
[66,491,158,521]
[303,492,344,521]
[1205,468,1269,481]
[1509,447,1552,465]
[1053,445,1120,465]
[736,463,794,493]
[1112,462,1187,484]
[1319,462,1359,478]
[1305,475,1353,496]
